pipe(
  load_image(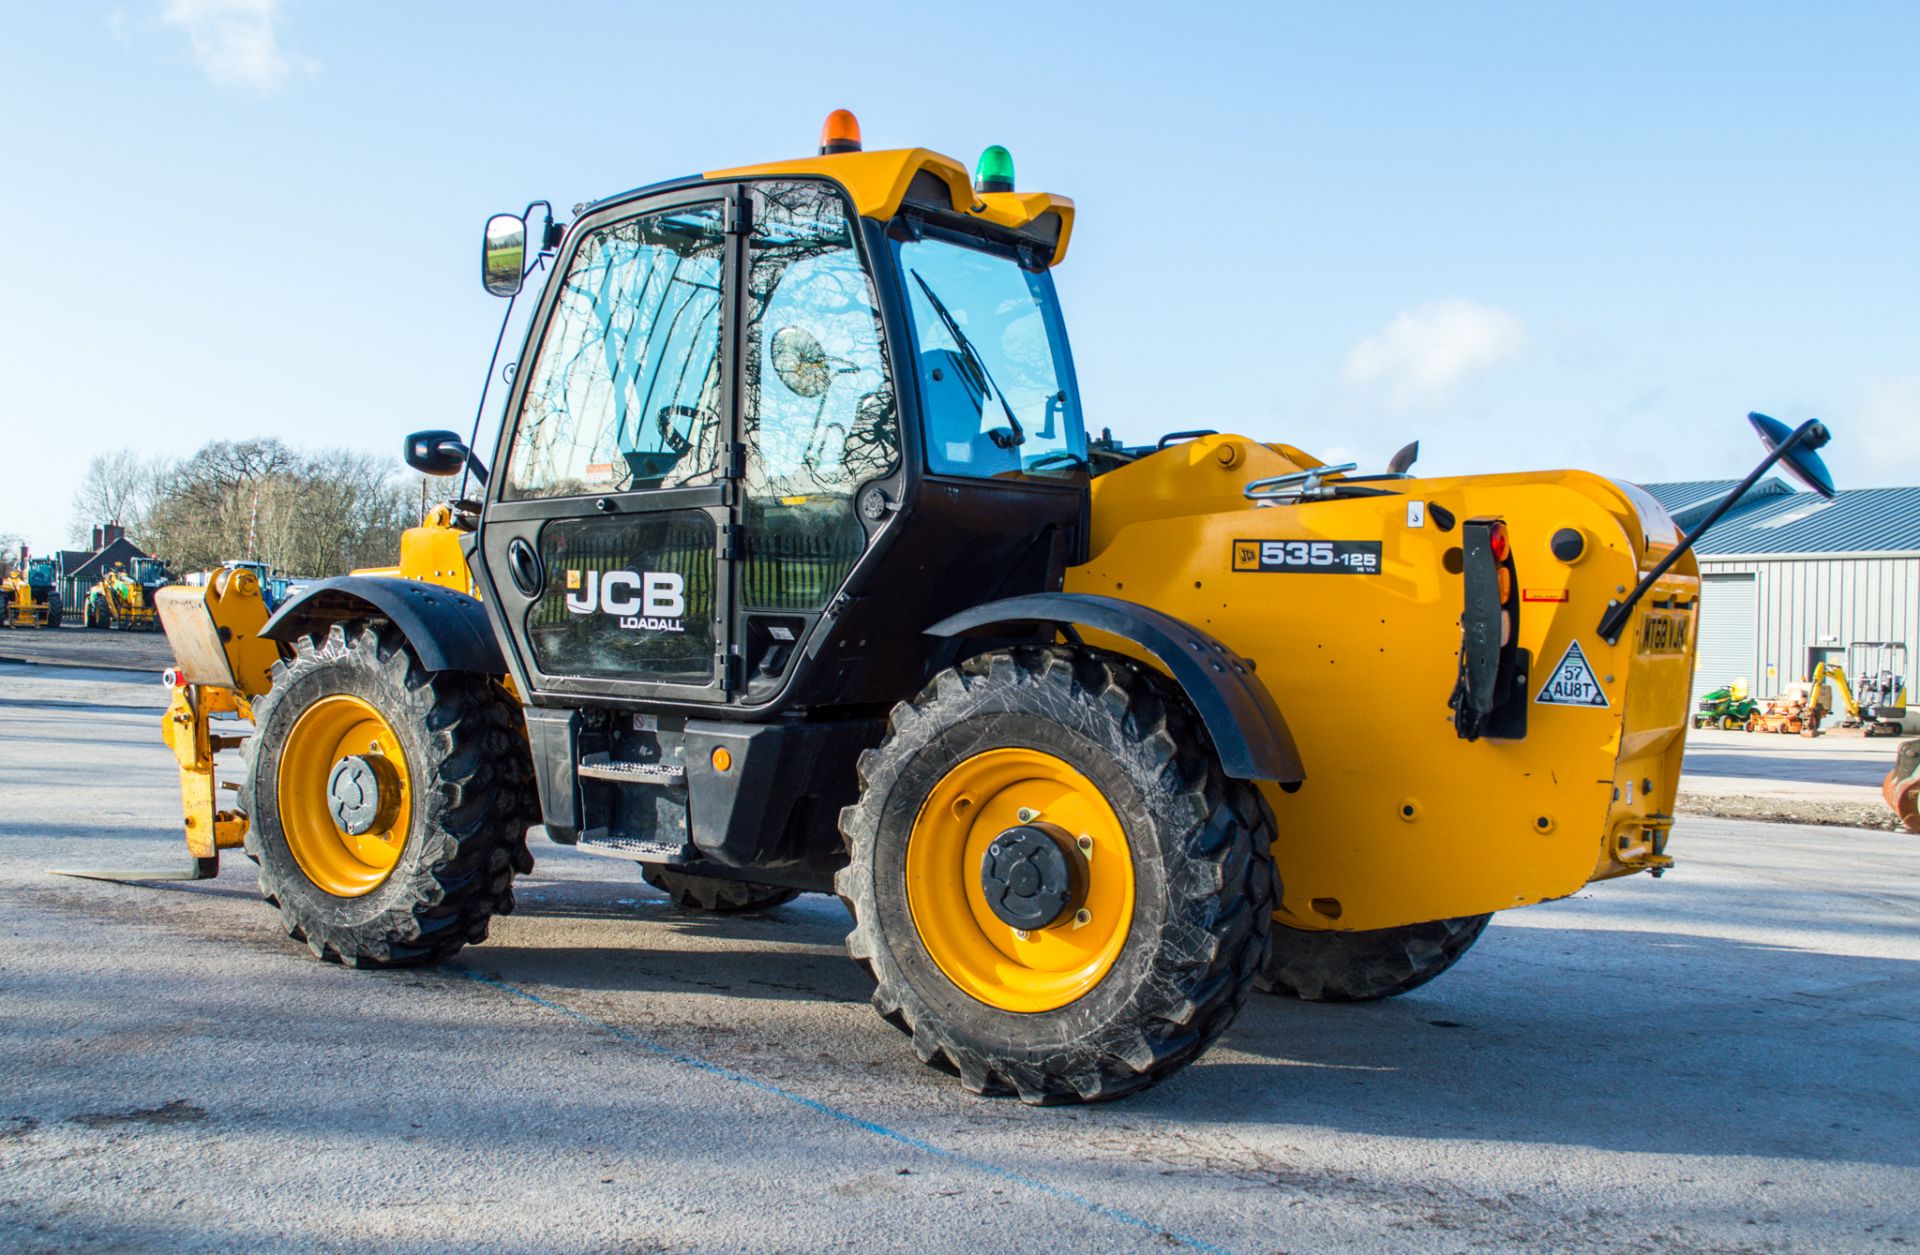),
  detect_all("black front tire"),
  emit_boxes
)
[641,867,799,914]
[243,620,536,968]
[1257,914,1491,1002]
[838,647,1277,1104]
